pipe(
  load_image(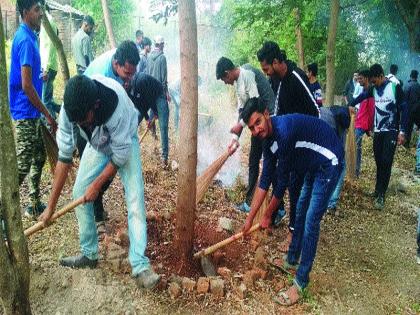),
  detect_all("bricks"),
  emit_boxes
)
[168,282,181,299]
[181,277,196,292]
[217,267,232,279]
[196,277,210,294]
[209,278,225,297]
